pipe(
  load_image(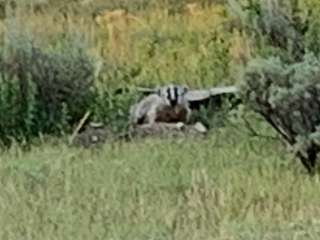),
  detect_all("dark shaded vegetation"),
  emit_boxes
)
[0,24,96,144]
[241,54,320,173]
